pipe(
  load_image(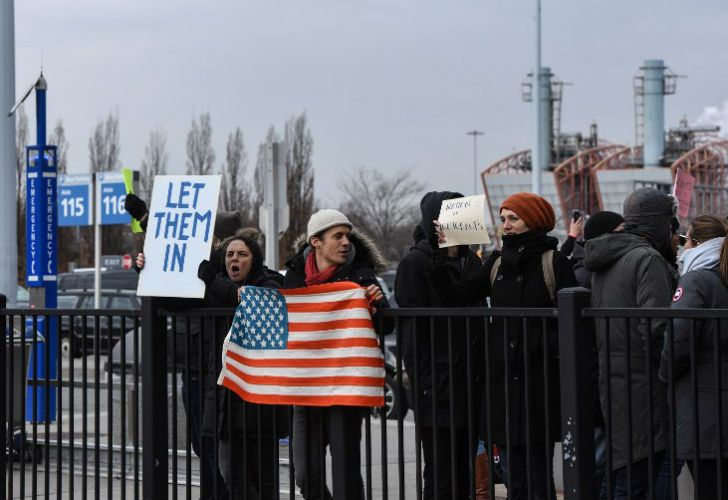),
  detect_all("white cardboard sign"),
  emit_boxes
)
[137,175,221,298]
[437,194,491,248]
